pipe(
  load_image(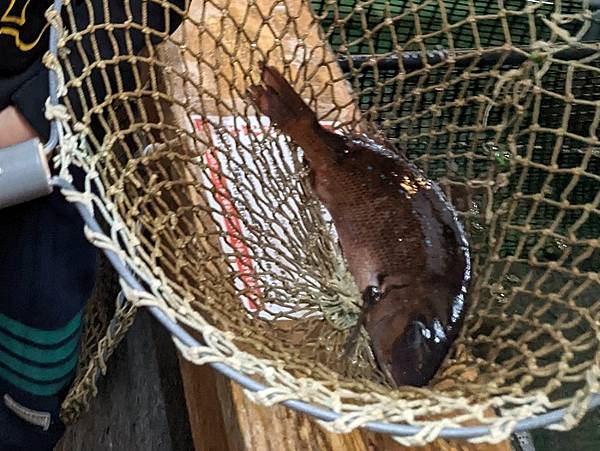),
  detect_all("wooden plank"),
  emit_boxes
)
[178,356,235,451]
[166,0,361,122]
[226,379,511,451]
[56,310,194,451]
[178,363,512,451]
[159,1,514,450]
